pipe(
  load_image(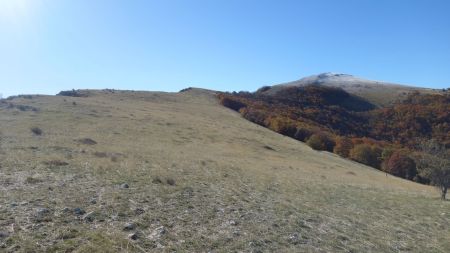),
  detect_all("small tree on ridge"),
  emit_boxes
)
[418,140,450,200]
